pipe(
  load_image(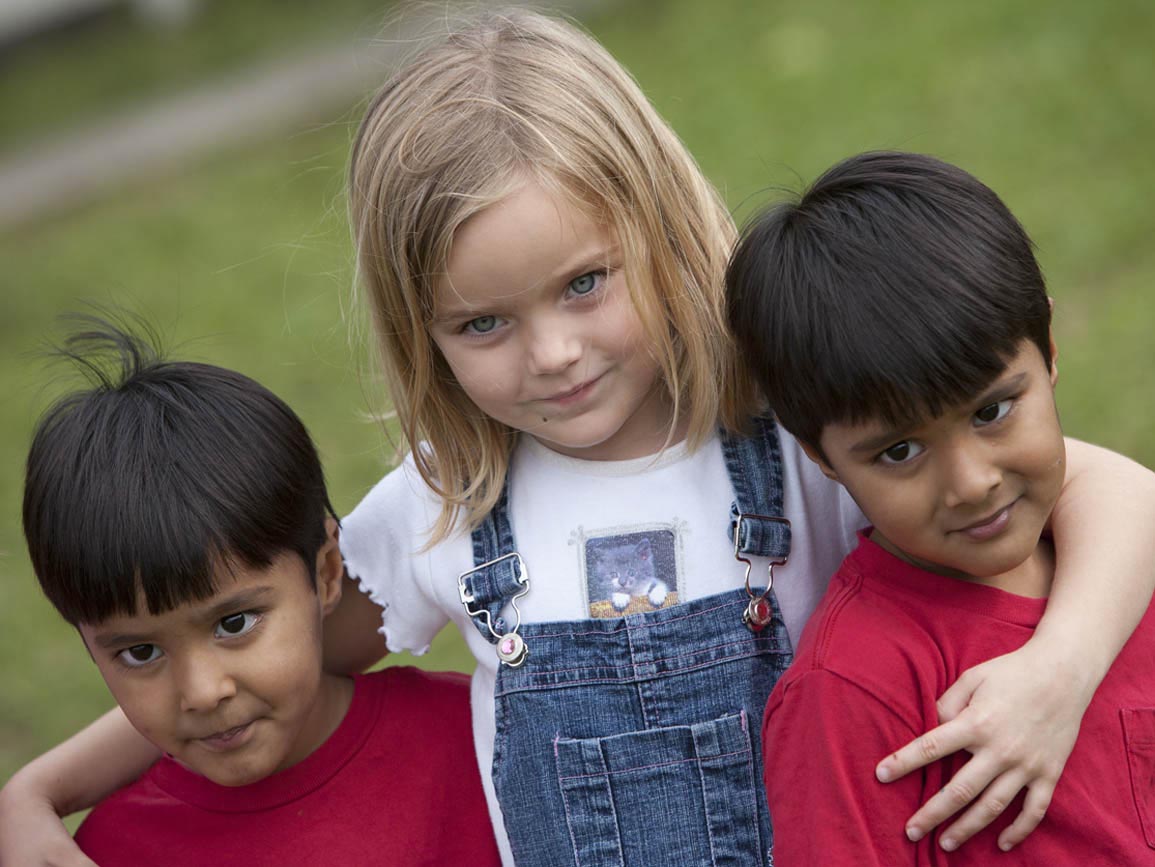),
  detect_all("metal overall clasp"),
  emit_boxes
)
[733,513,791,633]
[458,553,531,667]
